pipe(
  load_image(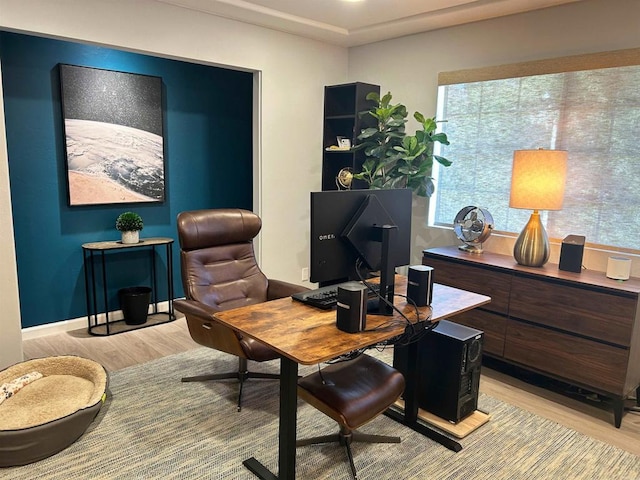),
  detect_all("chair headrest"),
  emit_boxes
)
[177,209,261,251]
